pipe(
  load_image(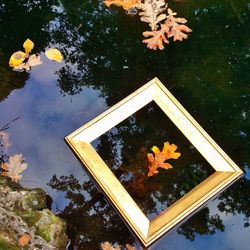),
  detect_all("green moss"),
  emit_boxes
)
[36,227,51,242]
[21,211,42,227]
[25,189,46,210]
[0,237,20,250]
